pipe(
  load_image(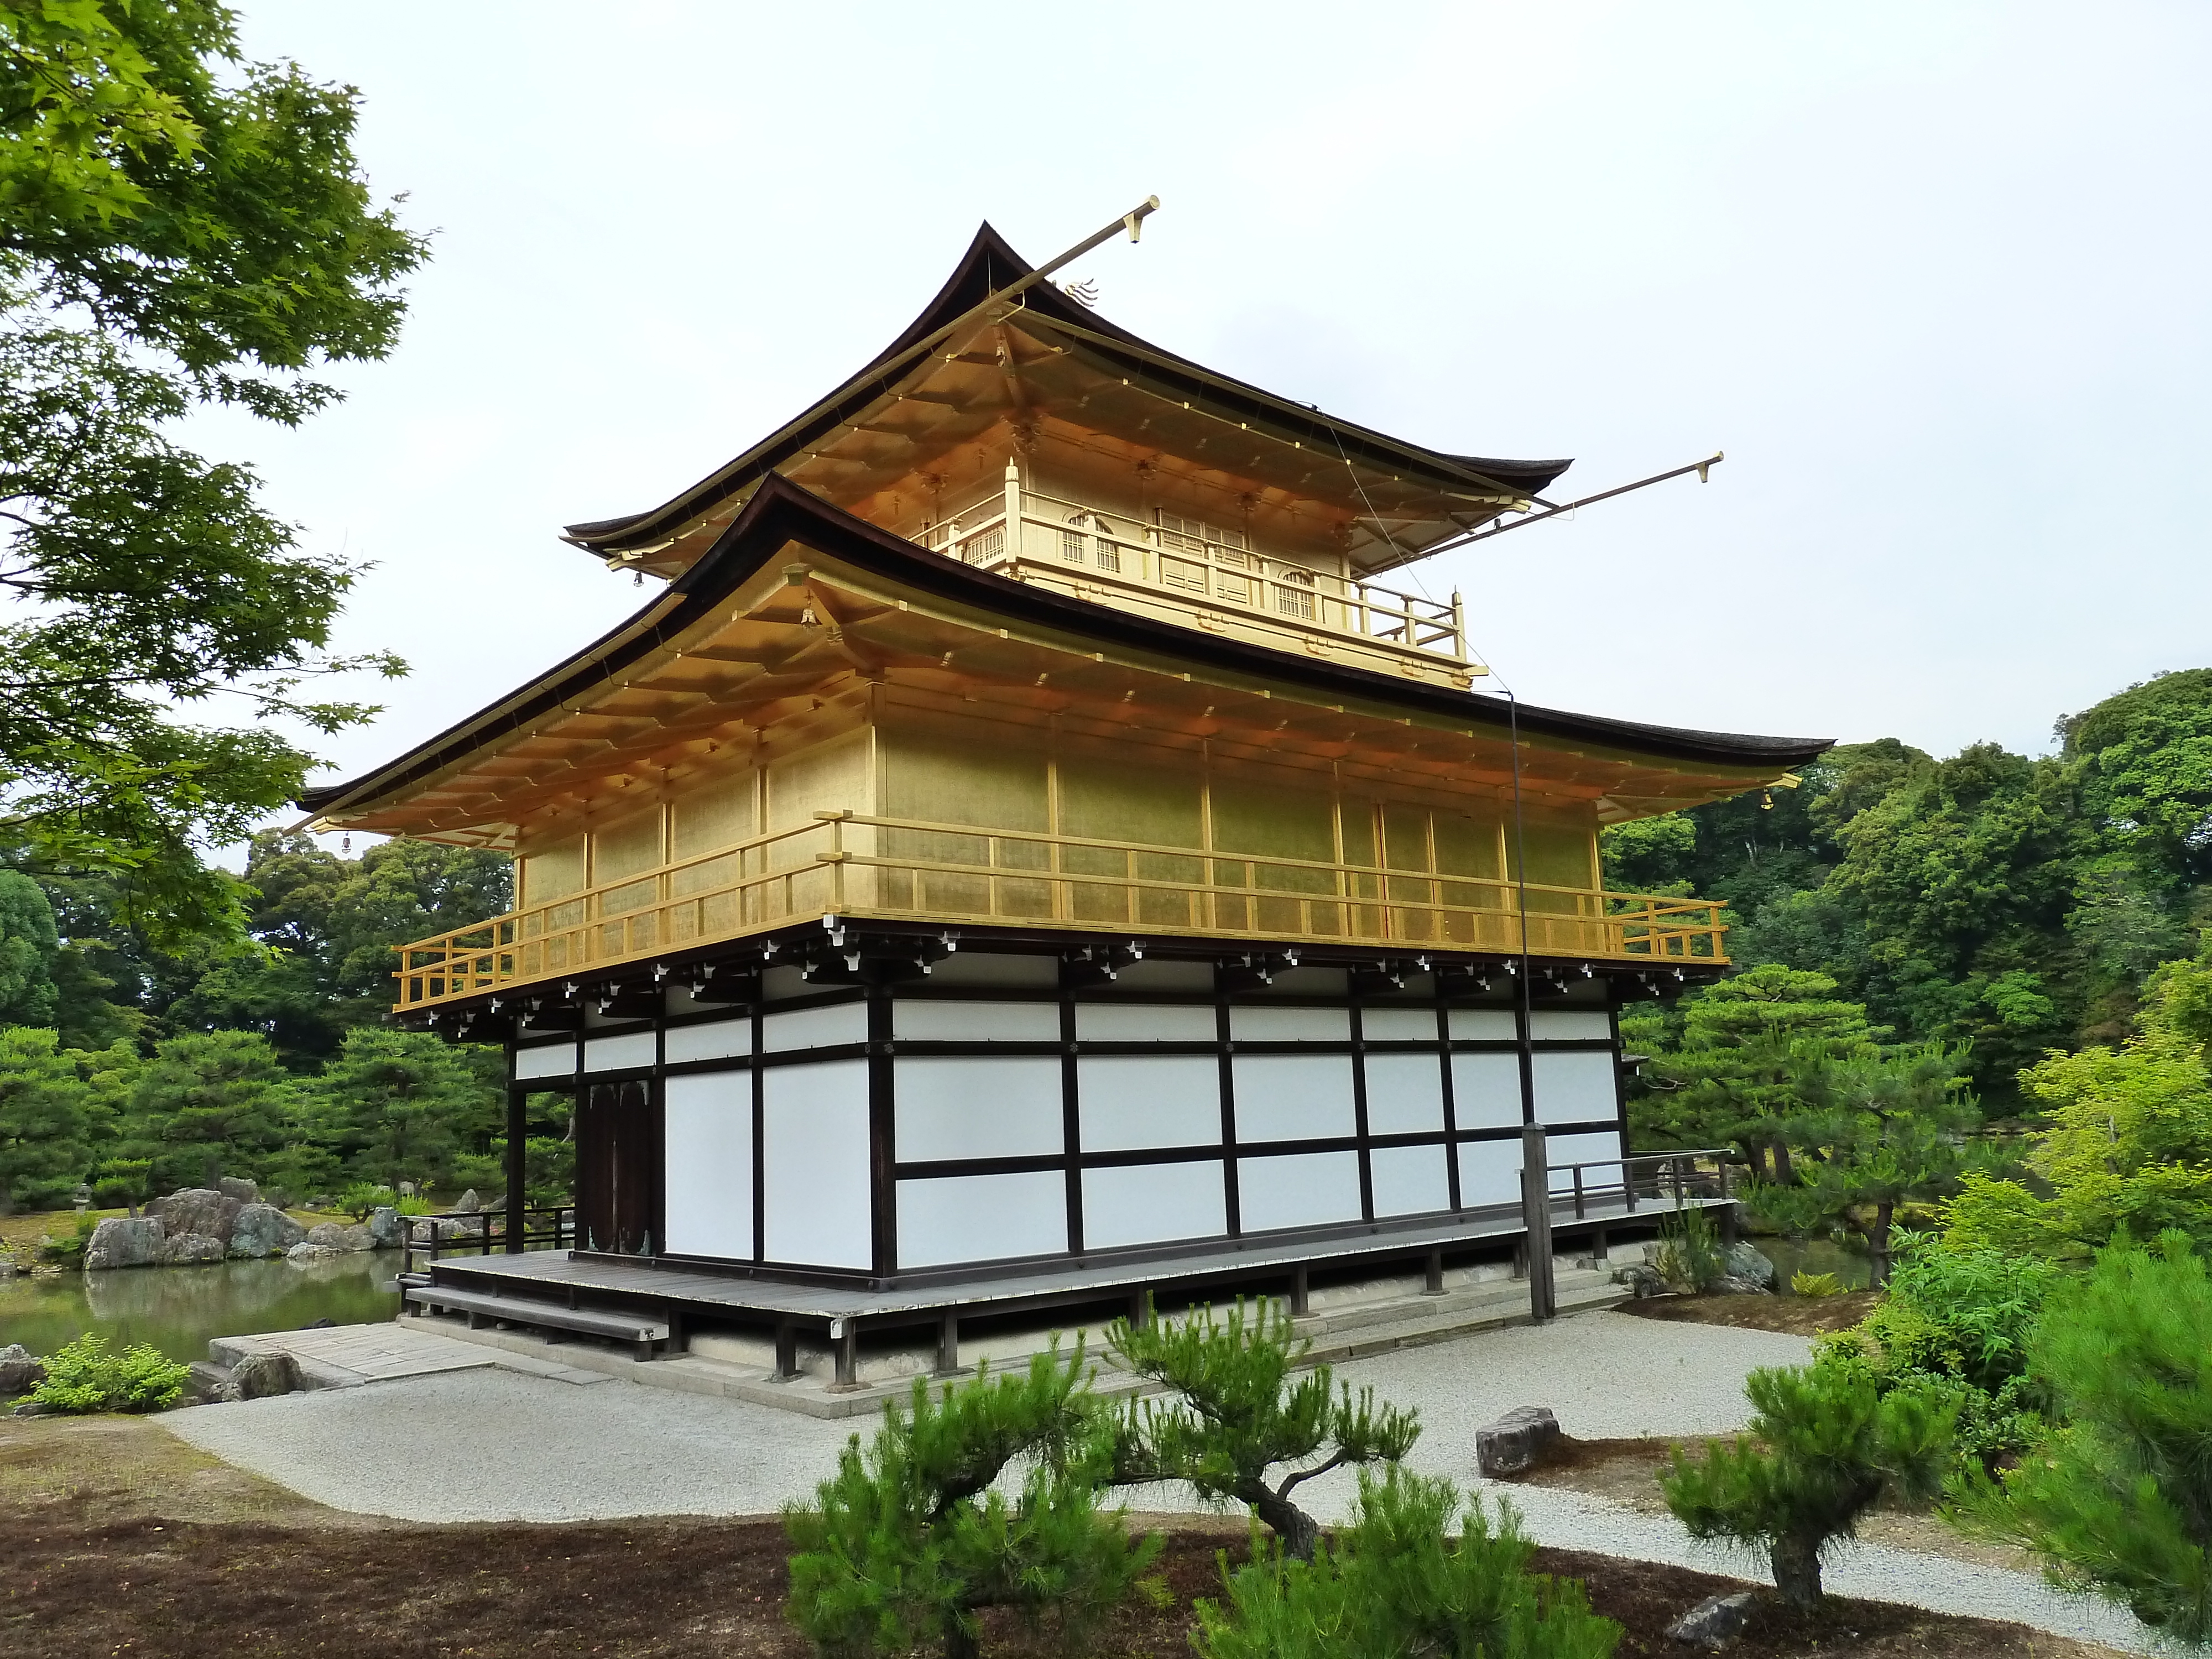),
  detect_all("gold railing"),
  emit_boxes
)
[916,481,1467,666]
[393,811,1725,1010]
